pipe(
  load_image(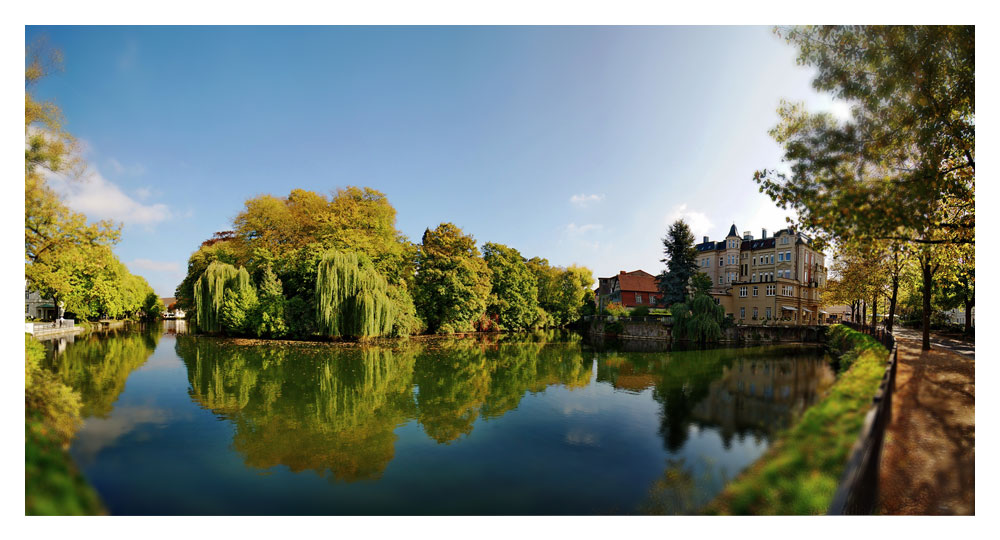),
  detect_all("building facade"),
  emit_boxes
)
[596,270,662,309]
[695,225,828,324]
